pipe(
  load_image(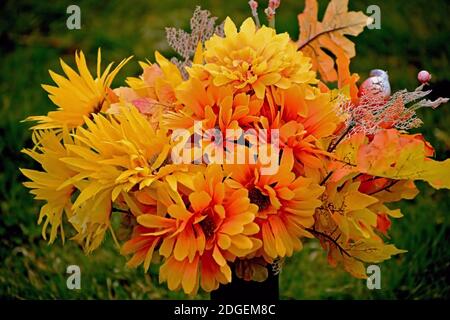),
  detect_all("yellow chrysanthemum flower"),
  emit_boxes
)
[27,50,131,130]
[54,107,194,252]
[192,17,317,99]
[60,107,173,201]
[20,129,77,243]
